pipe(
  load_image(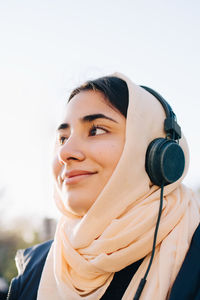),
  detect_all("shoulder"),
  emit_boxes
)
[15,239,53,275]
[169,223,200,300]
[7,240,53,300]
